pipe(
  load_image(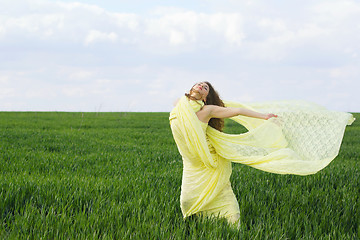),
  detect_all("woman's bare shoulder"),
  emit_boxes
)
[202,105,224,111]
[198,105,218,117]
[200,104,215,111]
